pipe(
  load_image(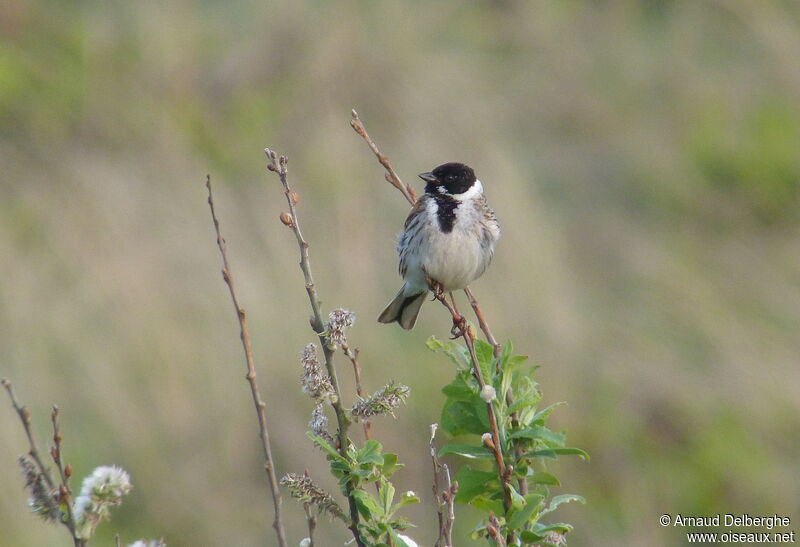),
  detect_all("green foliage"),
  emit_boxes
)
[428,336,587,544]
[305,432,418,545]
